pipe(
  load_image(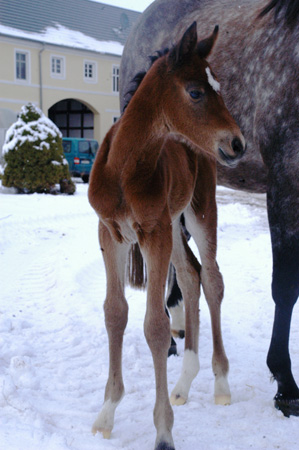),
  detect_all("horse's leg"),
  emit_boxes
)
[185,201,231,405]
[170,219,201,406]
[141,214,175,450]
[166,265,185,339]
[165,306,178,357]
[92,222,129,438]
[266,179,299,417]
[185,158,230,405]
[166,215,191,339]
